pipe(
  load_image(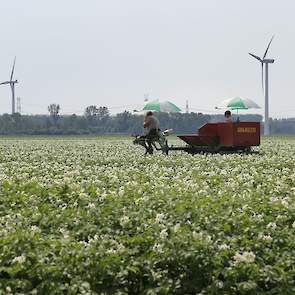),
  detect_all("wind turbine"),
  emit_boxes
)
[0,57,18,114]
[249,36,275,136]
